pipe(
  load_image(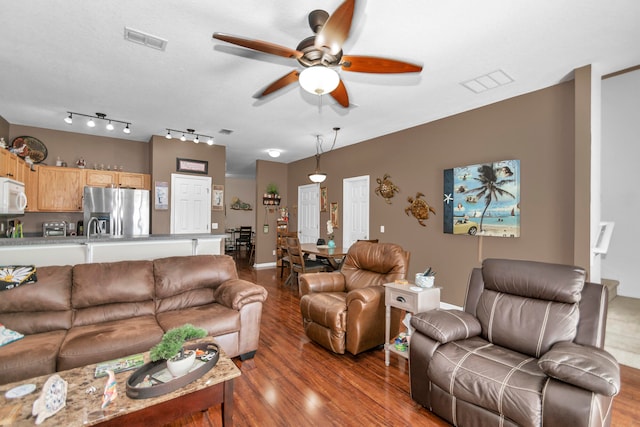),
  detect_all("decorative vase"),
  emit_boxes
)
[166,350,196,377]
[328,239,336,249]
